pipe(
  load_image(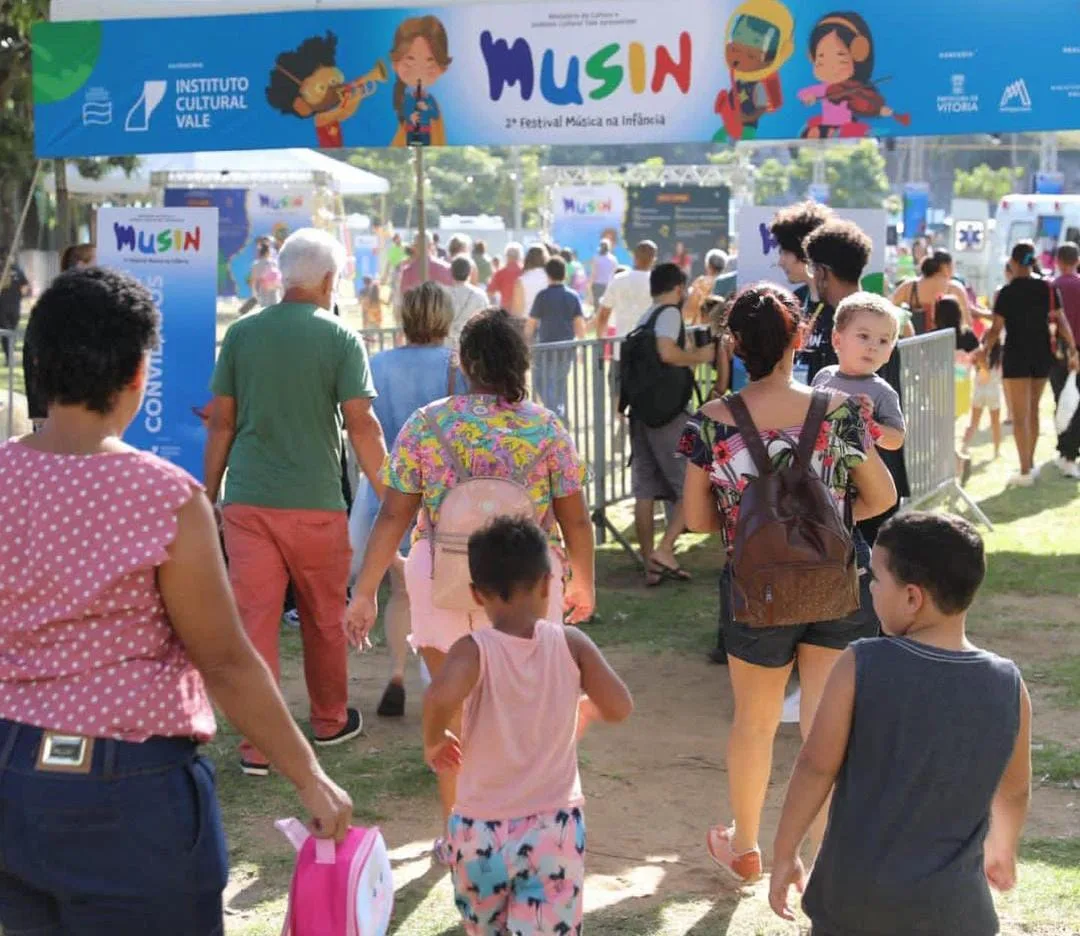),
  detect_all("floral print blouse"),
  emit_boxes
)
[382,394,588,547]
[678,396,875,552]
